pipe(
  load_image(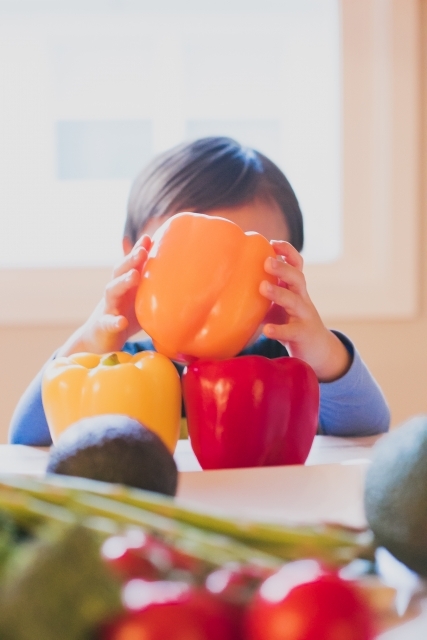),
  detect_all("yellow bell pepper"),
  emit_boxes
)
[42,351,181,452]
